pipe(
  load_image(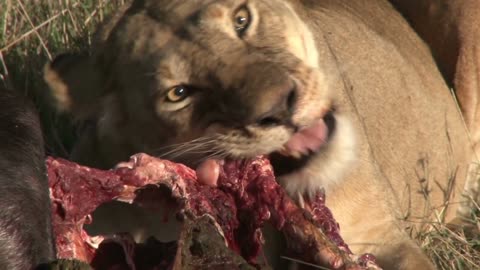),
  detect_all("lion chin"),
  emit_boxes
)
[43,0,477,269]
